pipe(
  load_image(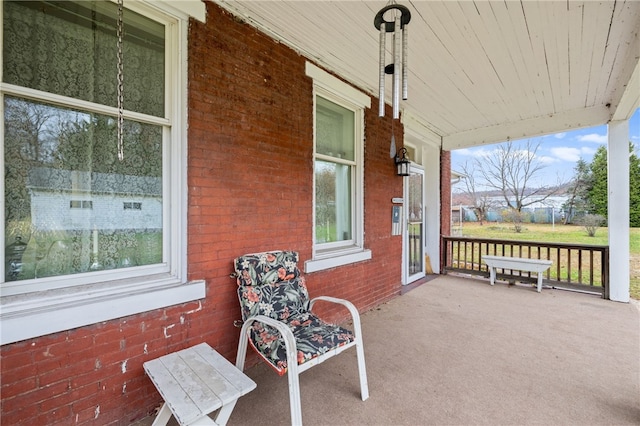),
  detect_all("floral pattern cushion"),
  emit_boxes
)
[235,251,300,287]
[235,251,308,322]
[234,251,355,375]
[237,276,309,322]
[246,312,354,375]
